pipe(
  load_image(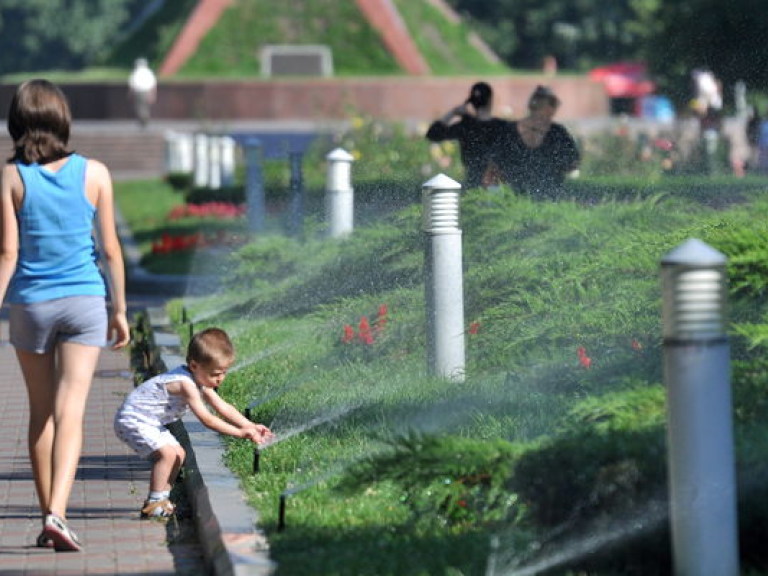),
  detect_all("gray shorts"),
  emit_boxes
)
[9,295,108,354]
[114,415,181,459]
